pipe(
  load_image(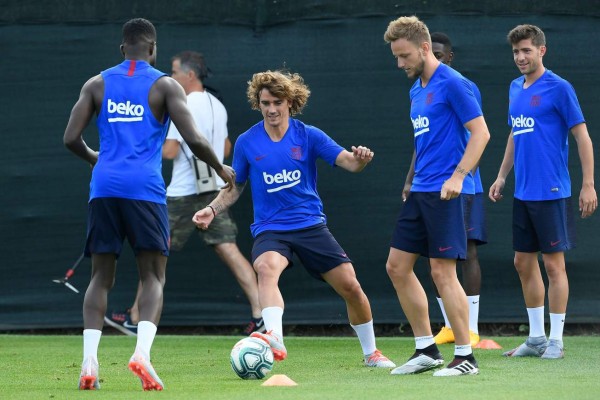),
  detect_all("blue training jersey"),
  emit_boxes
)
[92,60,170,204]
[409,63,481,193]
[508,69,584,201]
[233,118,344,237]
